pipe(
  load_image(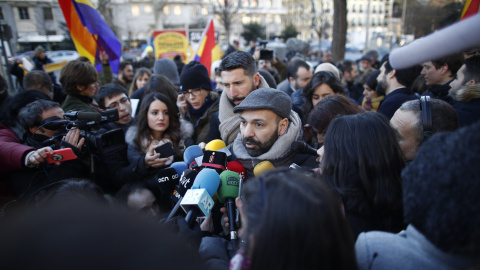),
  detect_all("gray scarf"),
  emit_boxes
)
[232,110,302,177]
